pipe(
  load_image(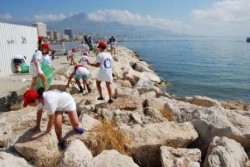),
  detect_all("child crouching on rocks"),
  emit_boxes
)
[66,64,91,94]
[23,88,84,150]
